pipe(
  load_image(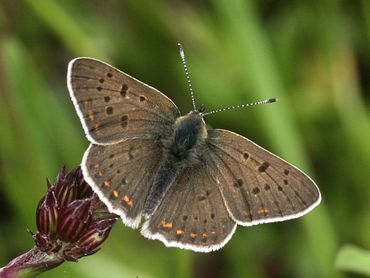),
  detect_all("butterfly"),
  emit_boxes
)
[67,46,321,252]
